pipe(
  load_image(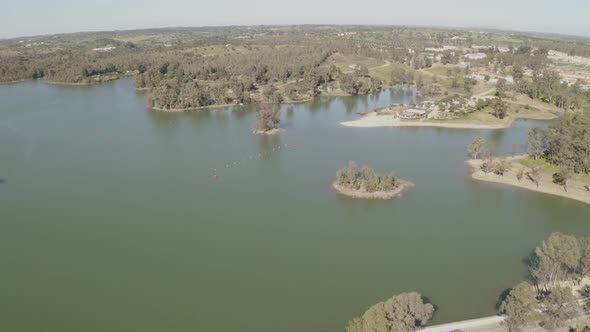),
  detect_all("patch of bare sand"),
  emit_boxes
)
[254,128,284,135]
[340,106,557,129]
